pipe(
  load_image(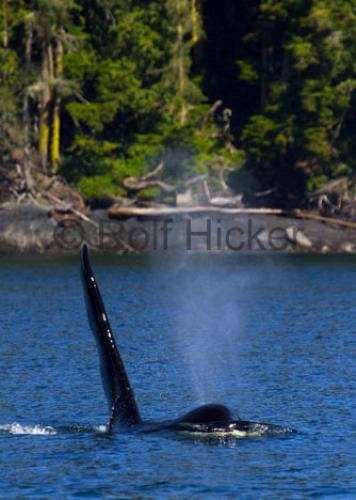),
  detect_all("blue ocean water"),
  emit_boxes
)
[0,254,355,498]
